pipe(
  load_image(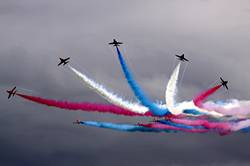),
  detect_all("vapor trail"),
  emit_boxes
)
[193,85,222,107]
[115,47,170,116]
[165,62,181,114]
[16,93,152,116]
[68,65,149,114]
